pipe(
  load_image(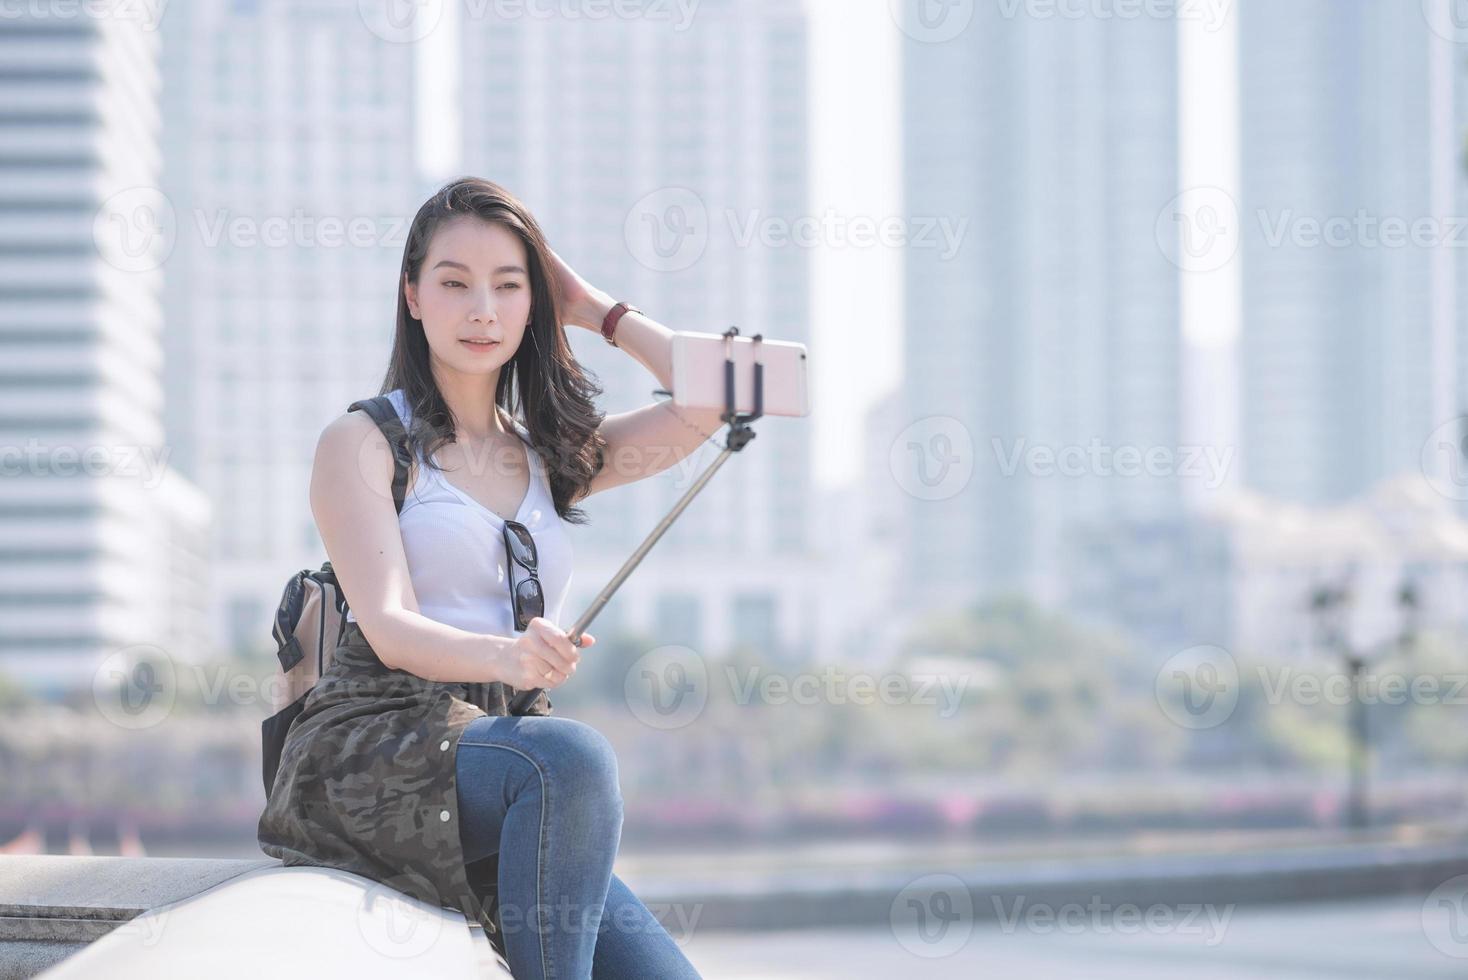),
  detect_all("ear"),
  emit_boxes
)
[404,275,419,319]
